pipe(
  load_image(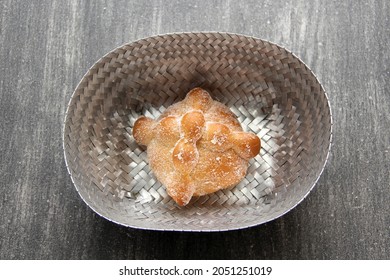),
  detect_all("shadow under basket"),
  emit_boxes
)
[63,32,332,231]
